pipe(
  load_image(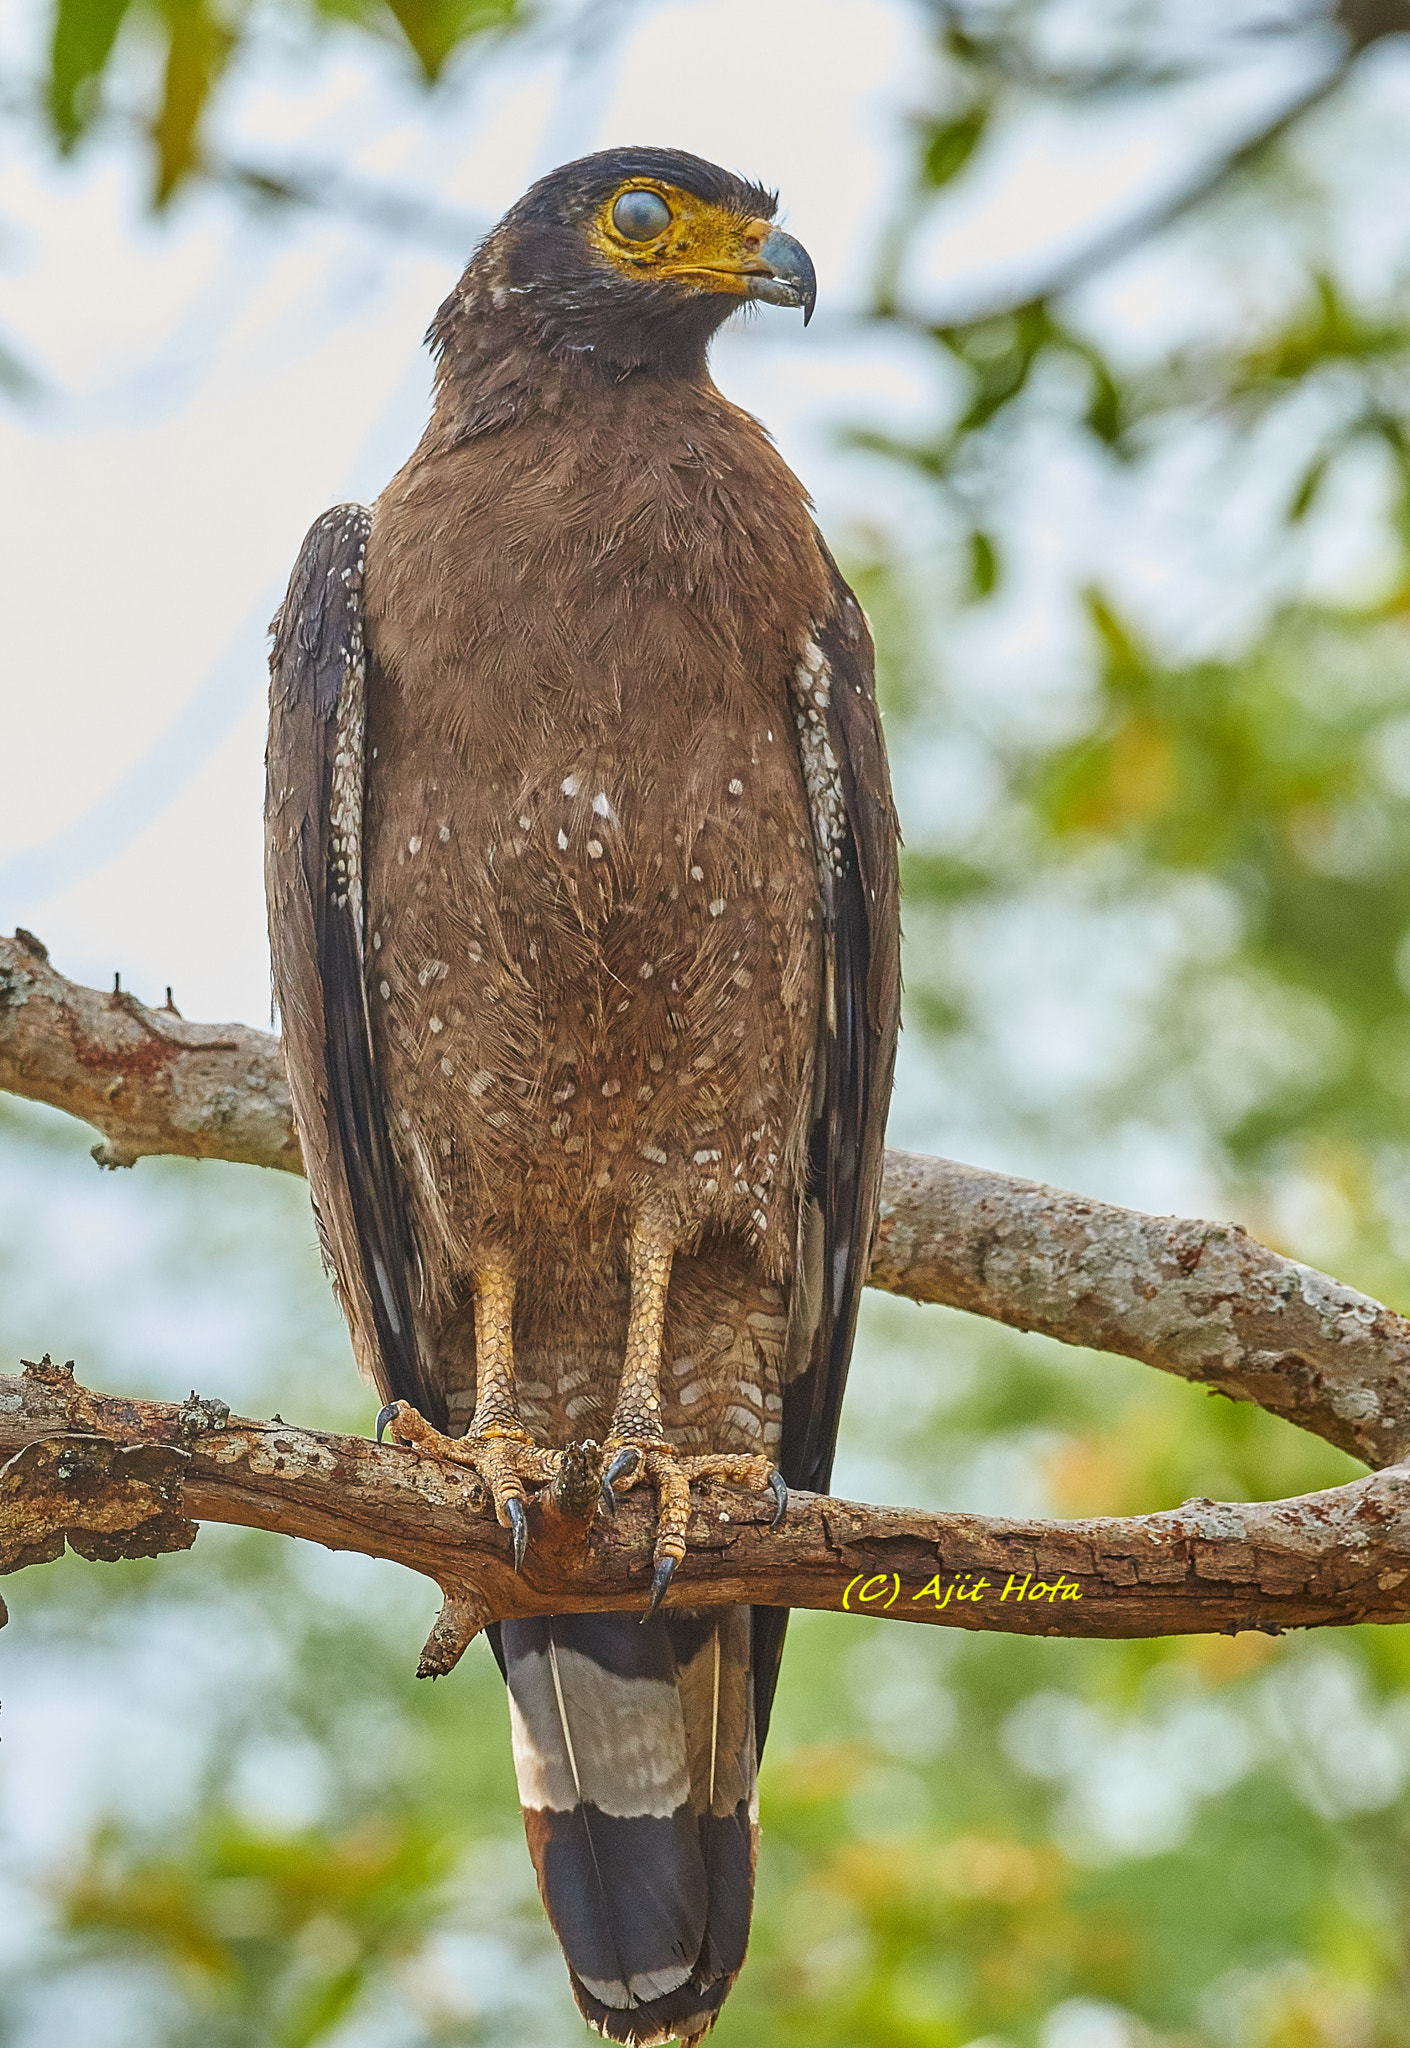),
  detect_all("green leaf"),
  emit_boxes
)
[967,528,999,597]
[48,0,133,150]
[1082,349,1123,446]
[37,0,528,194]
[151,0,236,203]
[947,302,1055,436]
[923,106,987,189]
[1083,588,1154,698]
[898,851,993,903]
[381,0,519,81]
[280,1960,368,2048]
[1288,449,1332,522]
[940,24,984,64]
